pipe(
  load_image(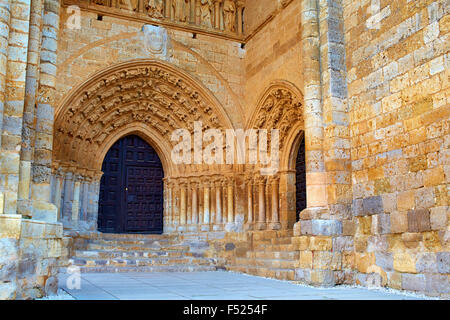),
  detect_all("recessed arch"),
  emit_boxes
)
[247,80,304,171]
[53,59,234,177]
